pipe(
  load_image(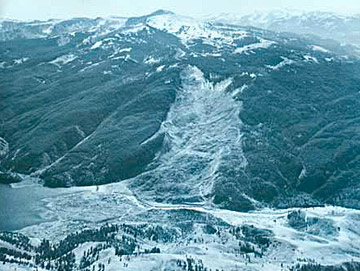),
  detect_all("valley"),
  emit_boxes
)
[1,9,360,270]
